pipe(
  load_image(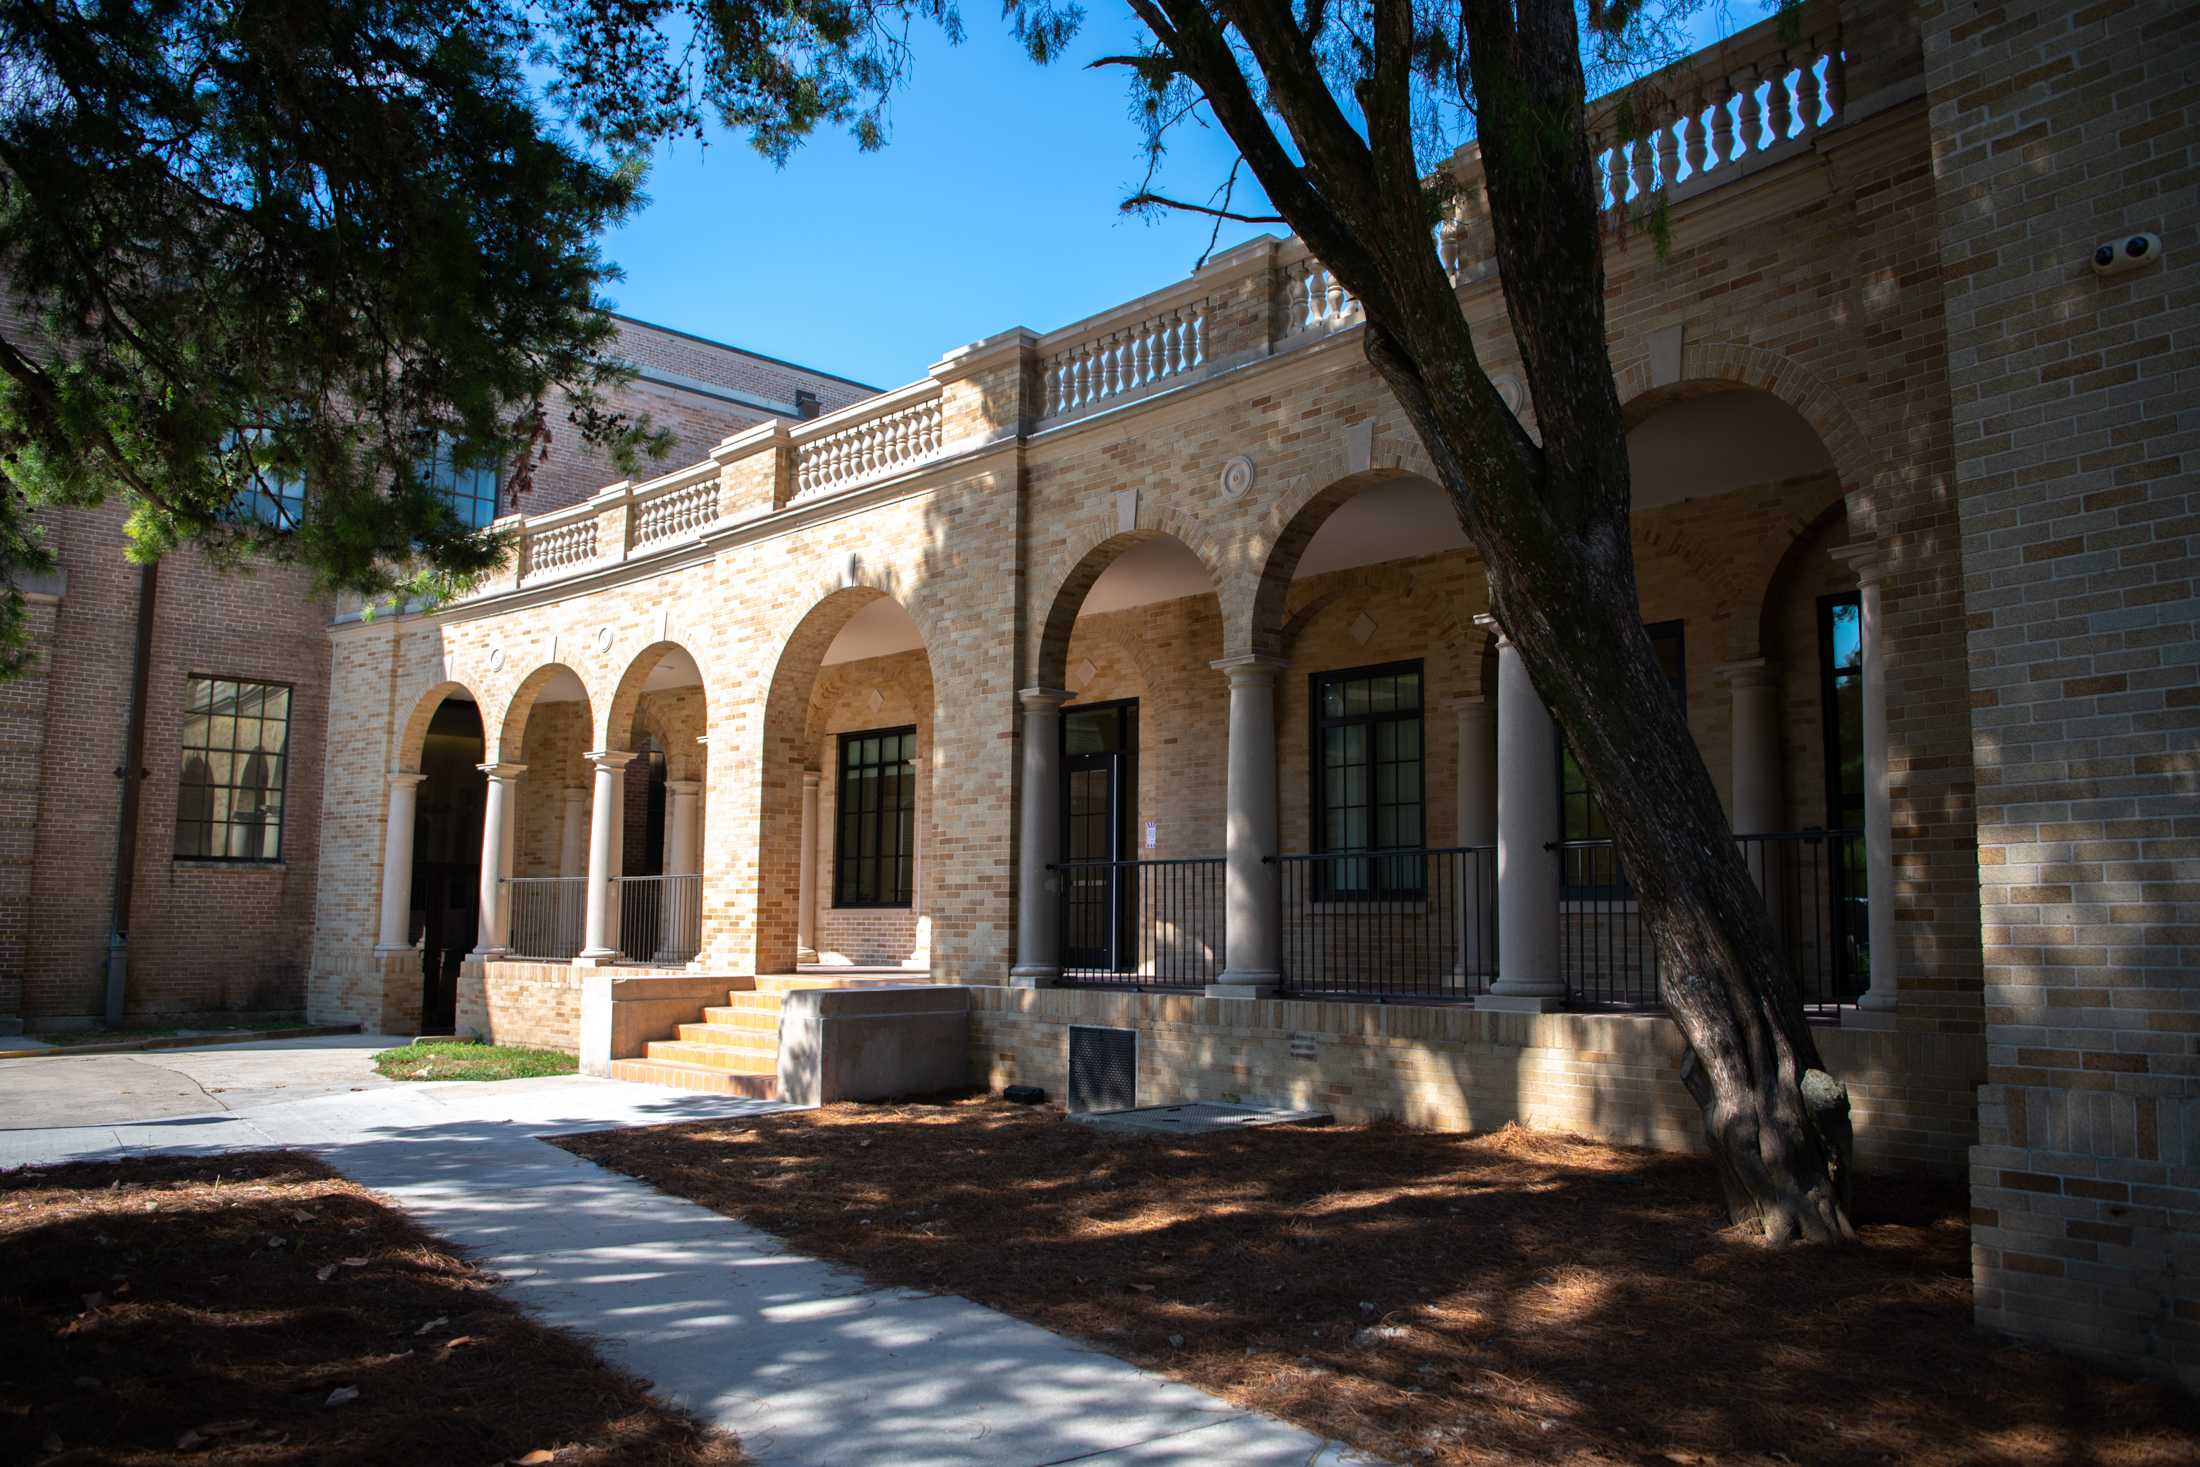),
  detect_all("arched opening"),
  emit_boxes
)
[759,590,935,975]
[604,642,710,966]
[500,664,593,962]
[1250,472,1486,999]
[412,695,485,1030]
[1036,531,1224,985]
